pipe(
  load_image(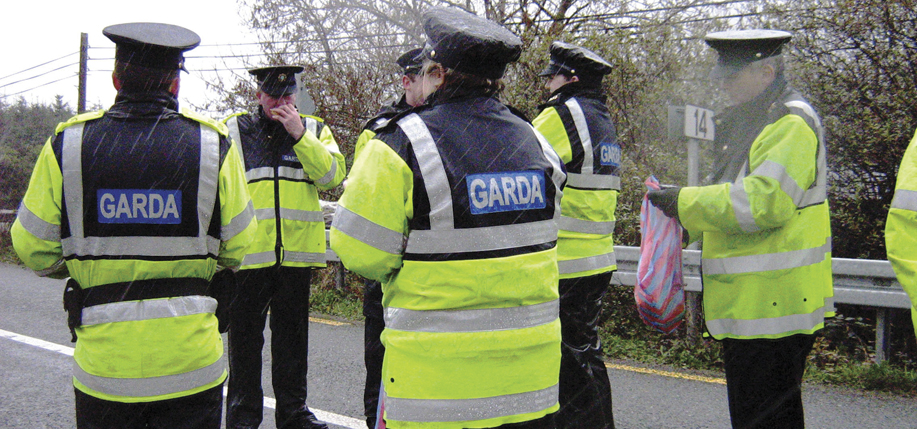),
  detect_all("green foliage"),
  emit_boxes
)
[0,96,73,210]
